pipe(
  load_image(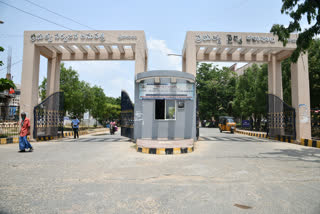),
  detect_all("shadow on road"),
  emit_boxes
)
[260,148,320,164]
